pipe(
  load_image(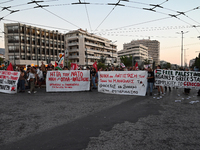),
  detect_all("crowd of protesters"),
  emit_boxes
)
[6,61,200,96]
